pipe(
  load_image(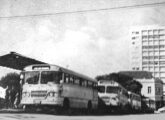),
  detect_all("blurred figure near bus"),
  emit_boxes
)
[5,86,11,108]
[5,86,17,108]
[14,93,19,108]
